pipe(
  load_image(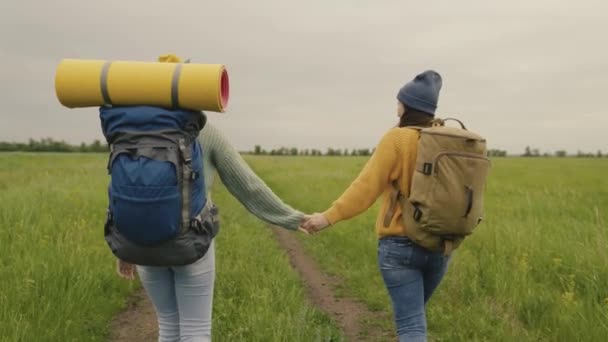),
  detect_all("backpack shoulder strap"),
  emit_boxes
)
[382,125,427,227]
[383,120,451,227]
[178,138,193,231]
[383,180,402,227]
